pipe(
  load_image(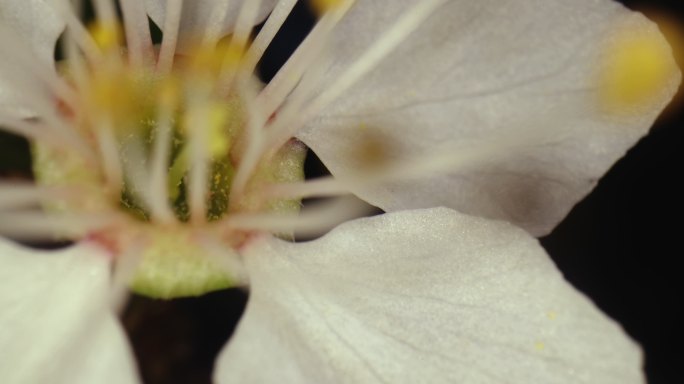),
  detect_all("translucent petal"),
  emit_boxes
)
[144,0,277,52]
[0,0,65,116]
[215,208,643,383]
[297,0,680,235]
[0,239,140,384]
